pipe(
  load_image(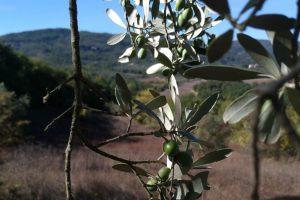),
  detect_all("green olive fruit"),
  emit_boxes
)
[192,39,203,47]
[178,14,188,27]
[158,167,171,182]
[261,99,272,113]
[163,140,179,157]
[174,151,193,167]
[146,179,158,191]
[175,0,185,12]
[137,48,147,59]
[135,34,146,47]
[162,68,170,76]
[183,8,193,20]
[182,49,189,60]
